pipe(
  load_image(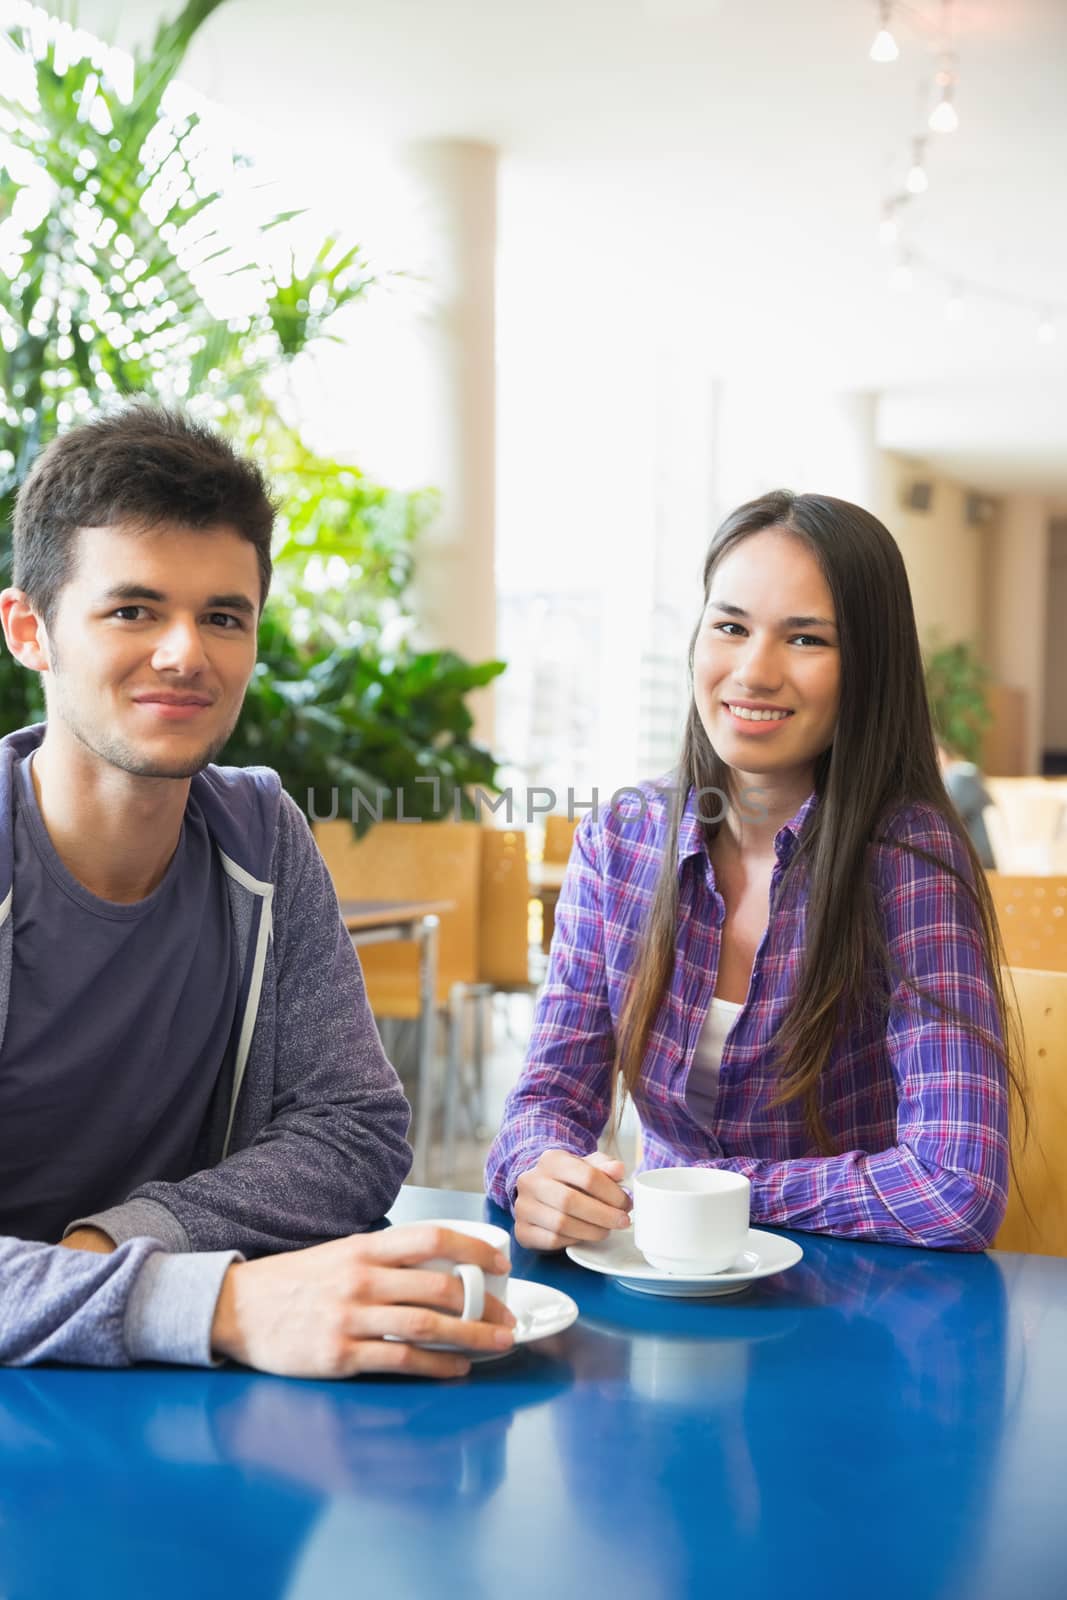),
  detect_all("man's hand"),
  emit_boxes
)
[60,1227,116,1255]
[211,1224,517,1380]
[514,1150,632,1251]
